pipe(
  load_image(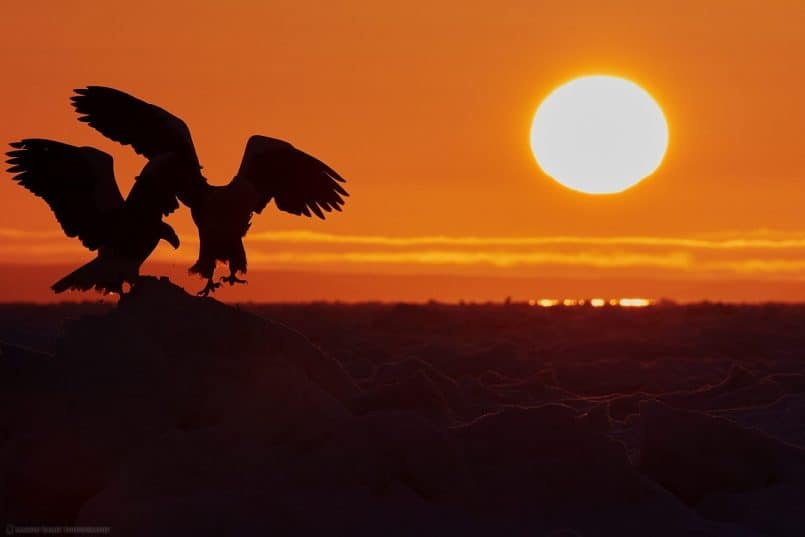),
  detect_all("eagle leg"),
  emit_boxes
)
[197,278,222,297]
[220,272,247,286]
